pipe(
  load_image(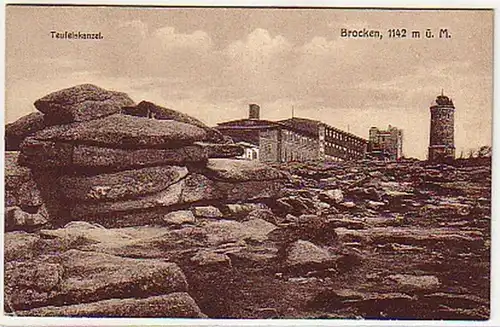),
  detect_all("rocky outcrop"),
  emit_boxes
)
[12,85,285,229]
